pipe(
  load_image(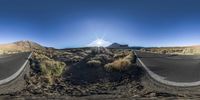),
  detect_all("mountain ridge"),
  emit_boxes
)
[107,42,129,48]
[0,40,46,52]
